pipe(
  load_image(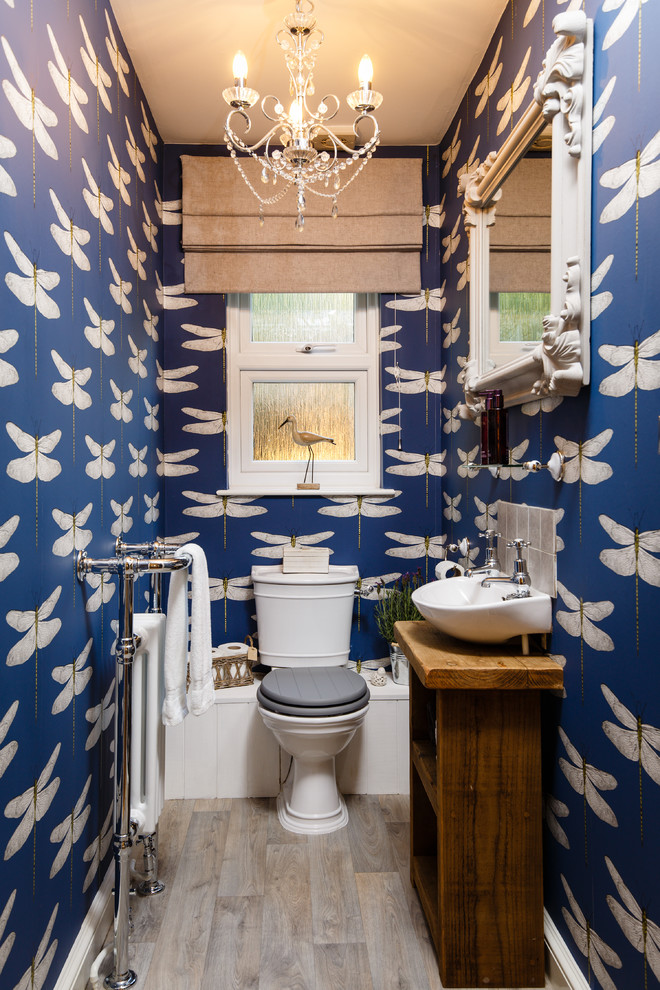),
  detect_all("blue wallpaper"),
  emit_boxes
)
[0,1,163,987]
